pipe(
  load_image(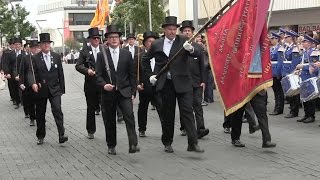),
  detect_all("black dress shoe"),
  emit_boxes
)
[139,131,146,137]
[198,128,209,139]
[269,111,283,115]
[297,116,307,122]
[59,135,68,144]
[25,114,30,118]
[224,128,231,134]
[164,145,174,153]
[187,144,205,153]
[129,145,140,153]
[30,120,35,126]
[232,140,245,147]
[37,139,44,145]
[14,104,20,109]
[284,114,297,118]
[303,117,315,123]
[95,110,100,115]
[87,133,94,139]
[108,148,116,155]
[249,125,260,134]
[262,141,276,148]
[180,129,187,136]
[117,116,124,123]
